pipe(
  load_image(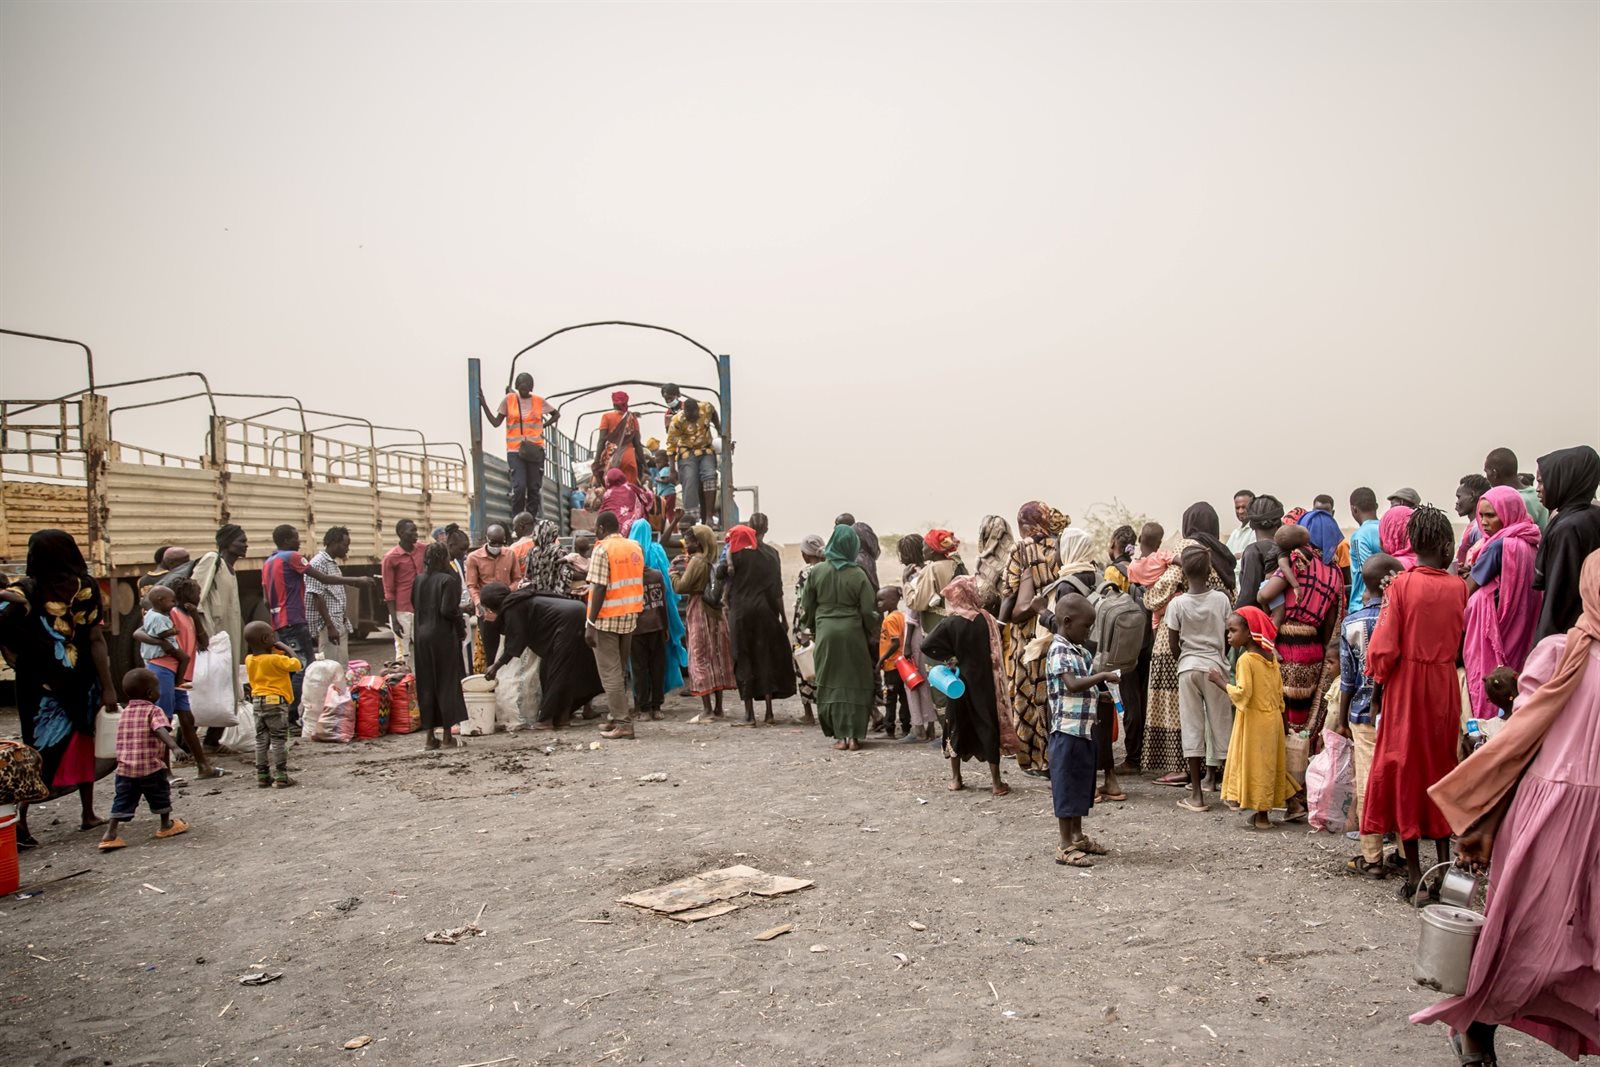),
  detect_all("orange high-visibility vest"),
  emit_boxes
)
[505,392,546,450]
[592,537,644,619]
